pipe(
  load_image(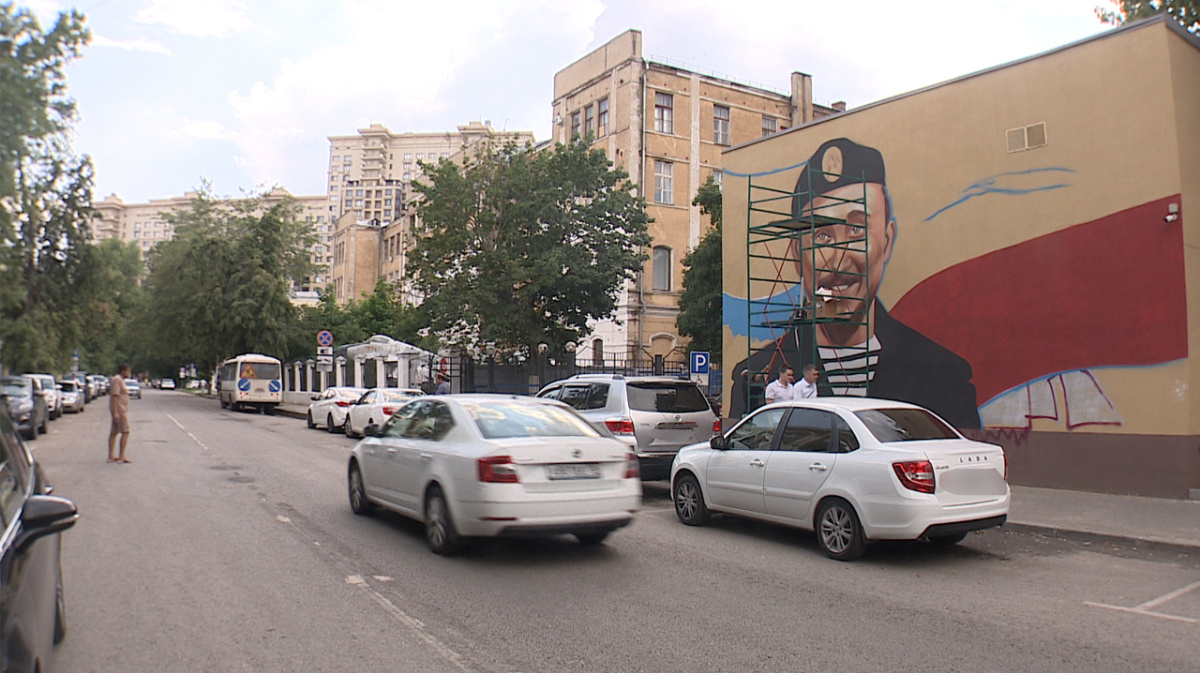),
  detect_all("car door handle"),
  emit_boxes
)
[419,453,433,460]
[809,463,827,472]
[749,458,765,467]
[386,448,398,455]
